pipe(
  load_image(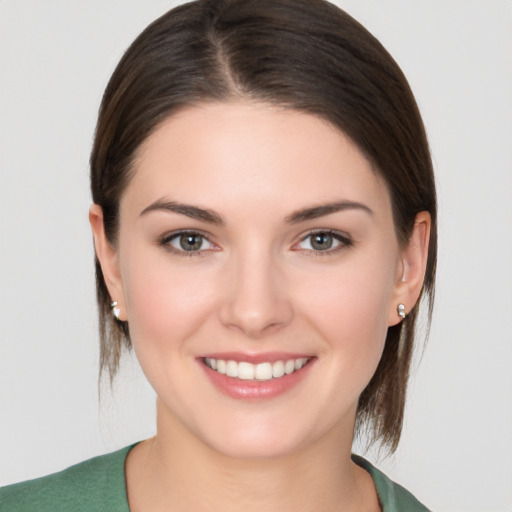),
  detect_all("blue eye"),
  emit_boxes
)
[297,231,351,252]
[164,232,214,252]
